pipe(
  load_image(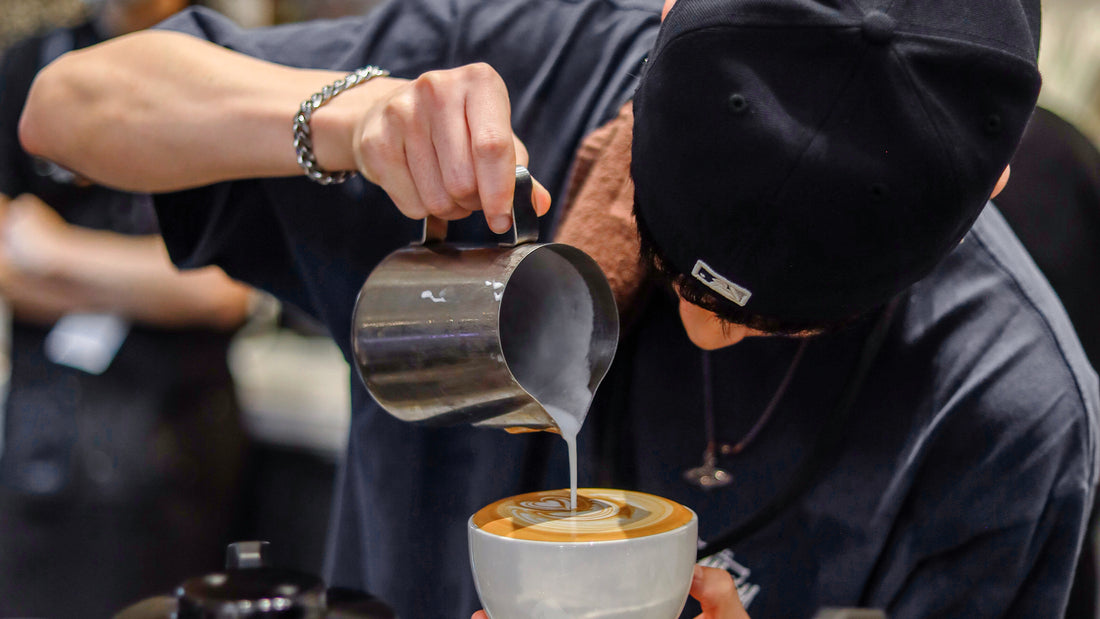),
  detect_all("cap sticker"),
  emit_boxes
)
[692,260,752,306]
